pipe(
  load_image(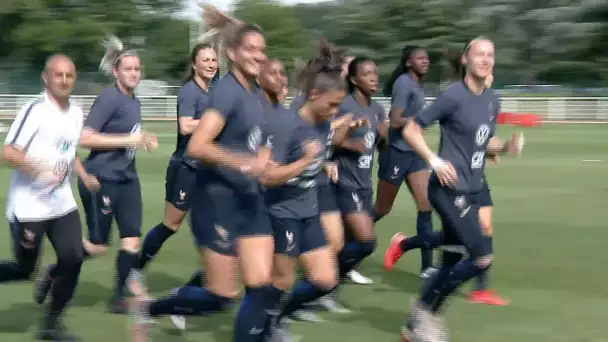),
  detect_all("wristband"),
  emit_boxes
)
[429,155,445,171]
